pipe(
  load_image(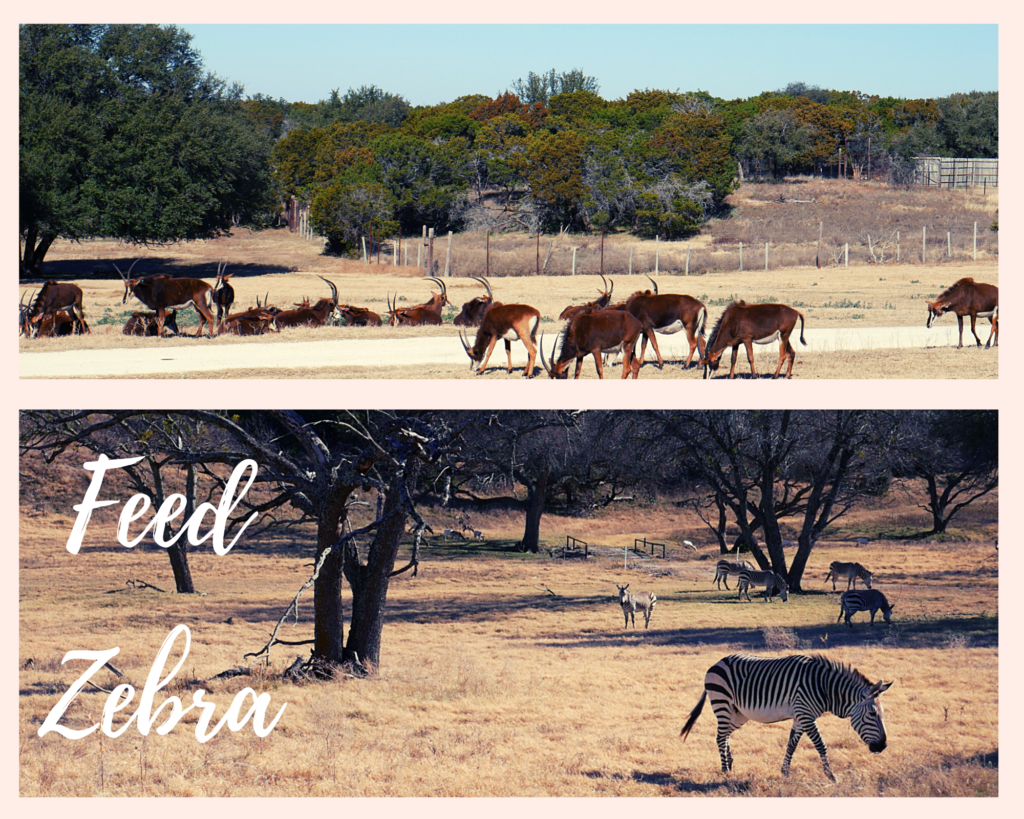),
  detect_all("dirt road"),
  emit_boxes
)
[20,324,971,378]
